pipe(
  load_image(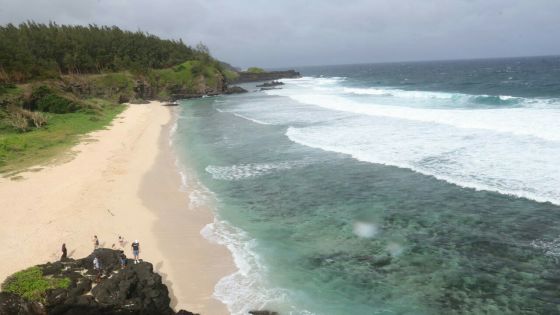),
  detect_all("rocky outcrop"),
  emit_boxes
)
[133,80,156,100]
[249,311,279,315]
[224,86,248,94]
[0,292,43,314]
[0,249,198,315]
[256,81,284,88]
[169,73,227,100]
[230,70,301,83]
